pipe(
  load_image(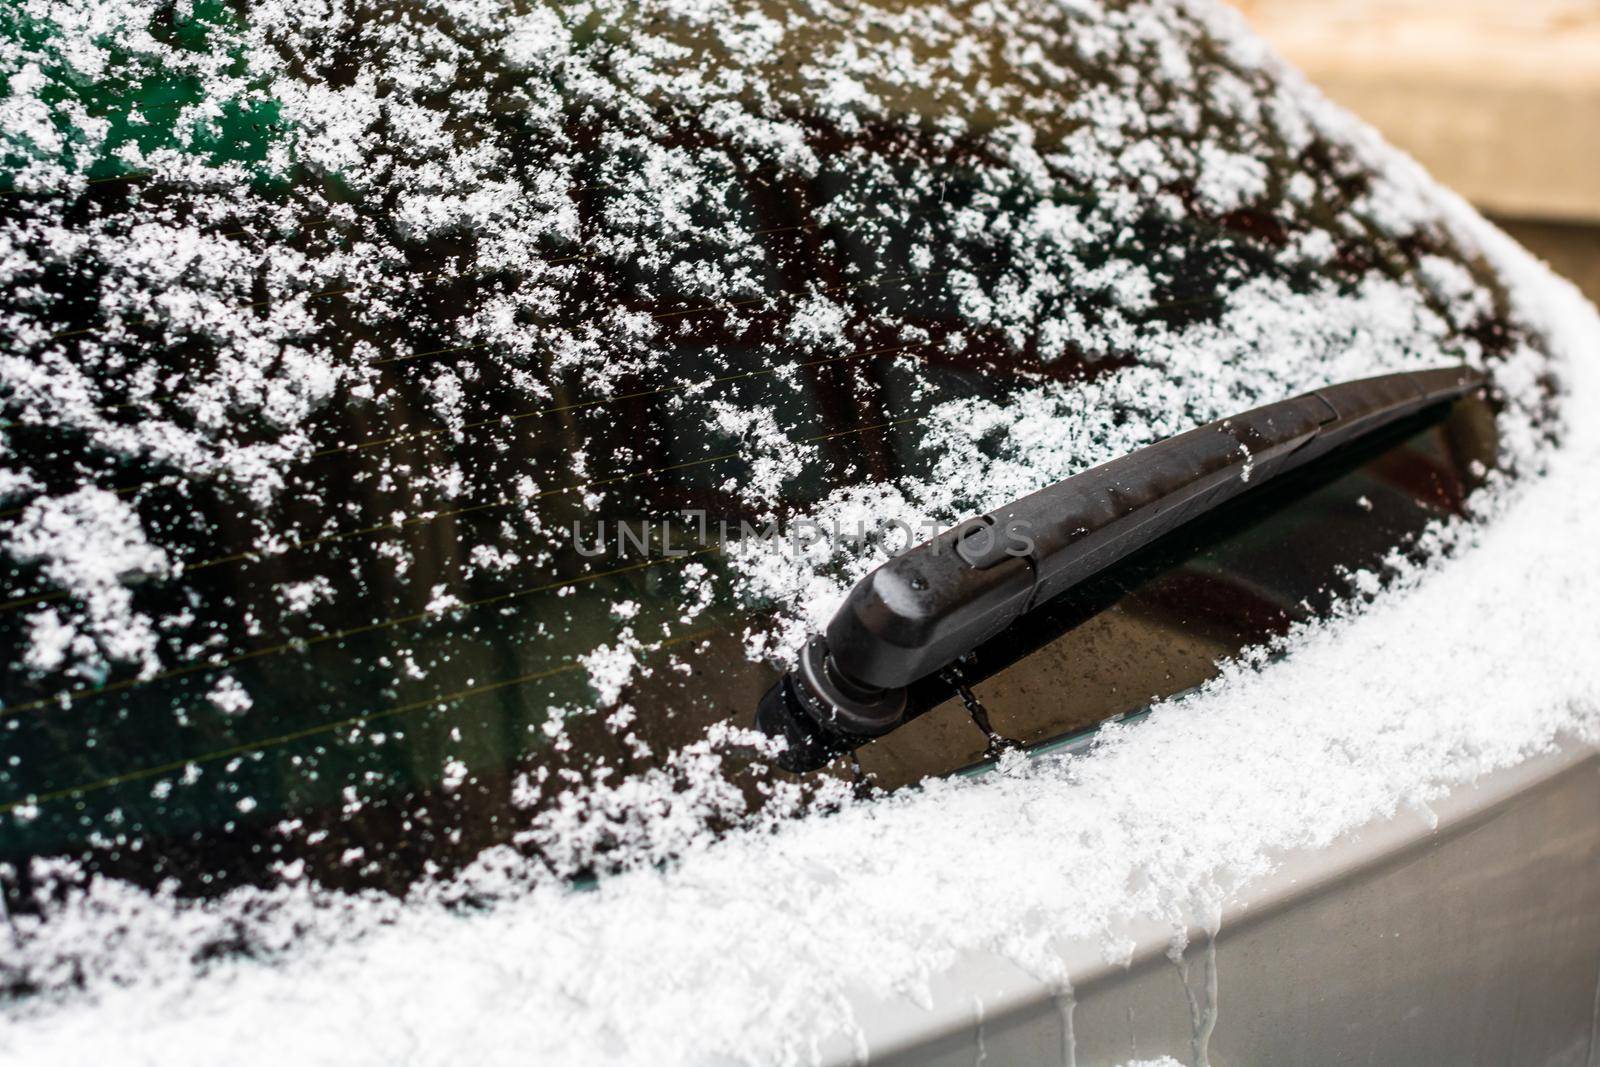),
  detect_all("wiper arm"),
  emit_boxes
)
[756,365,1486,771]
